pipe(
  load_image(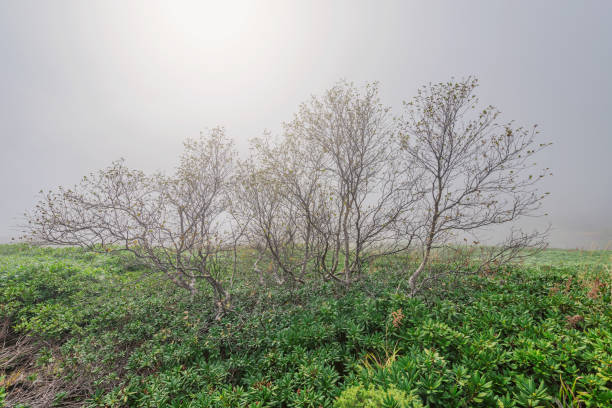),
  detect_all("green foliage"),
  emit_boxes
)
[334,385,423,408]
[0,245,611,407]
[0,376,6,408]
